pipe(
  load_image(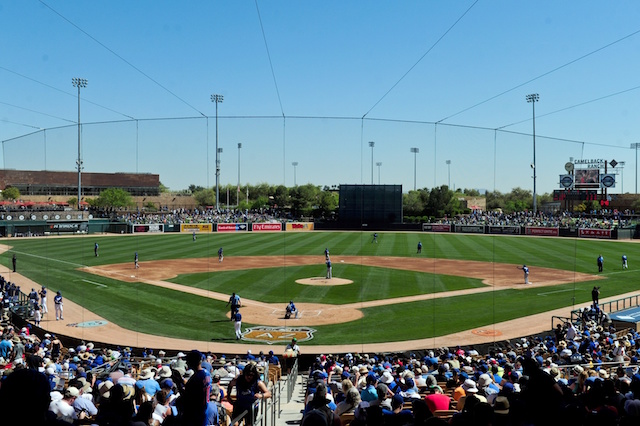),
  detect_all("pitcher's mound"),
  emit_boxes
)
[296,277,353,286]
